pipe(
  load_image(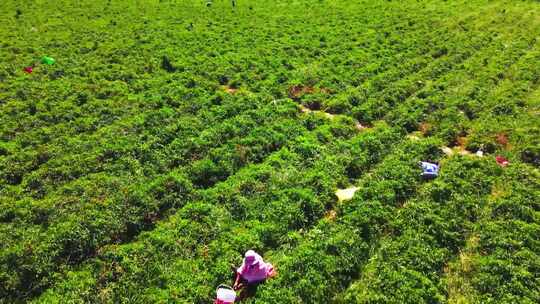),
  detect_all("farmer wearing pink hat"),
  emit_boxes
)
[233,250,276,299]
